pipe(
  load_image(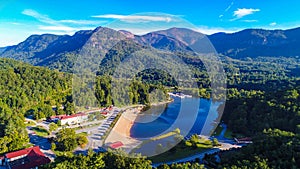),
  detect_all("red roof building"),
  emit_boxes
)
[0,146,51,169]
[49,113,88,125]
[108,141,124,149]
